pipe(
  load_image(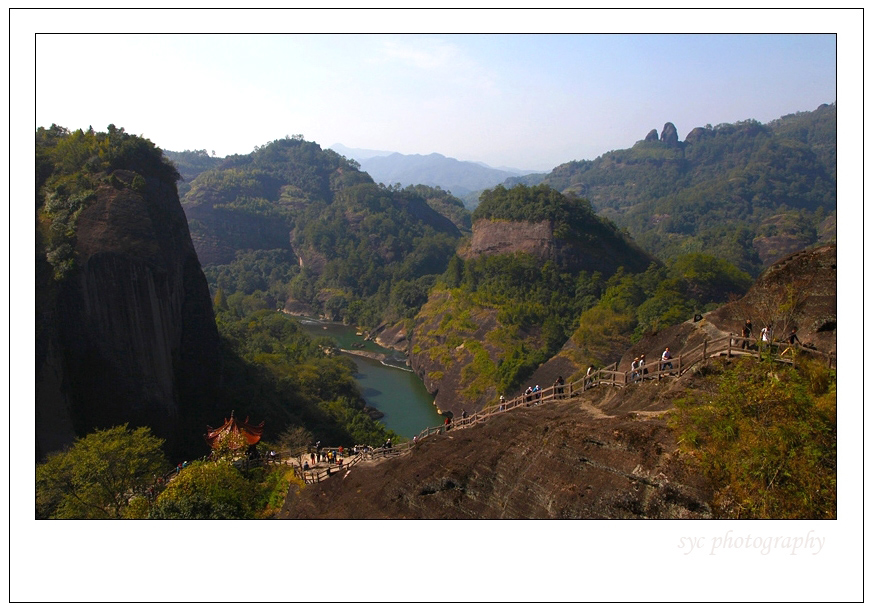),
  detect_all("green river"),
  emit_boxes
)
[292,317,445,439]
